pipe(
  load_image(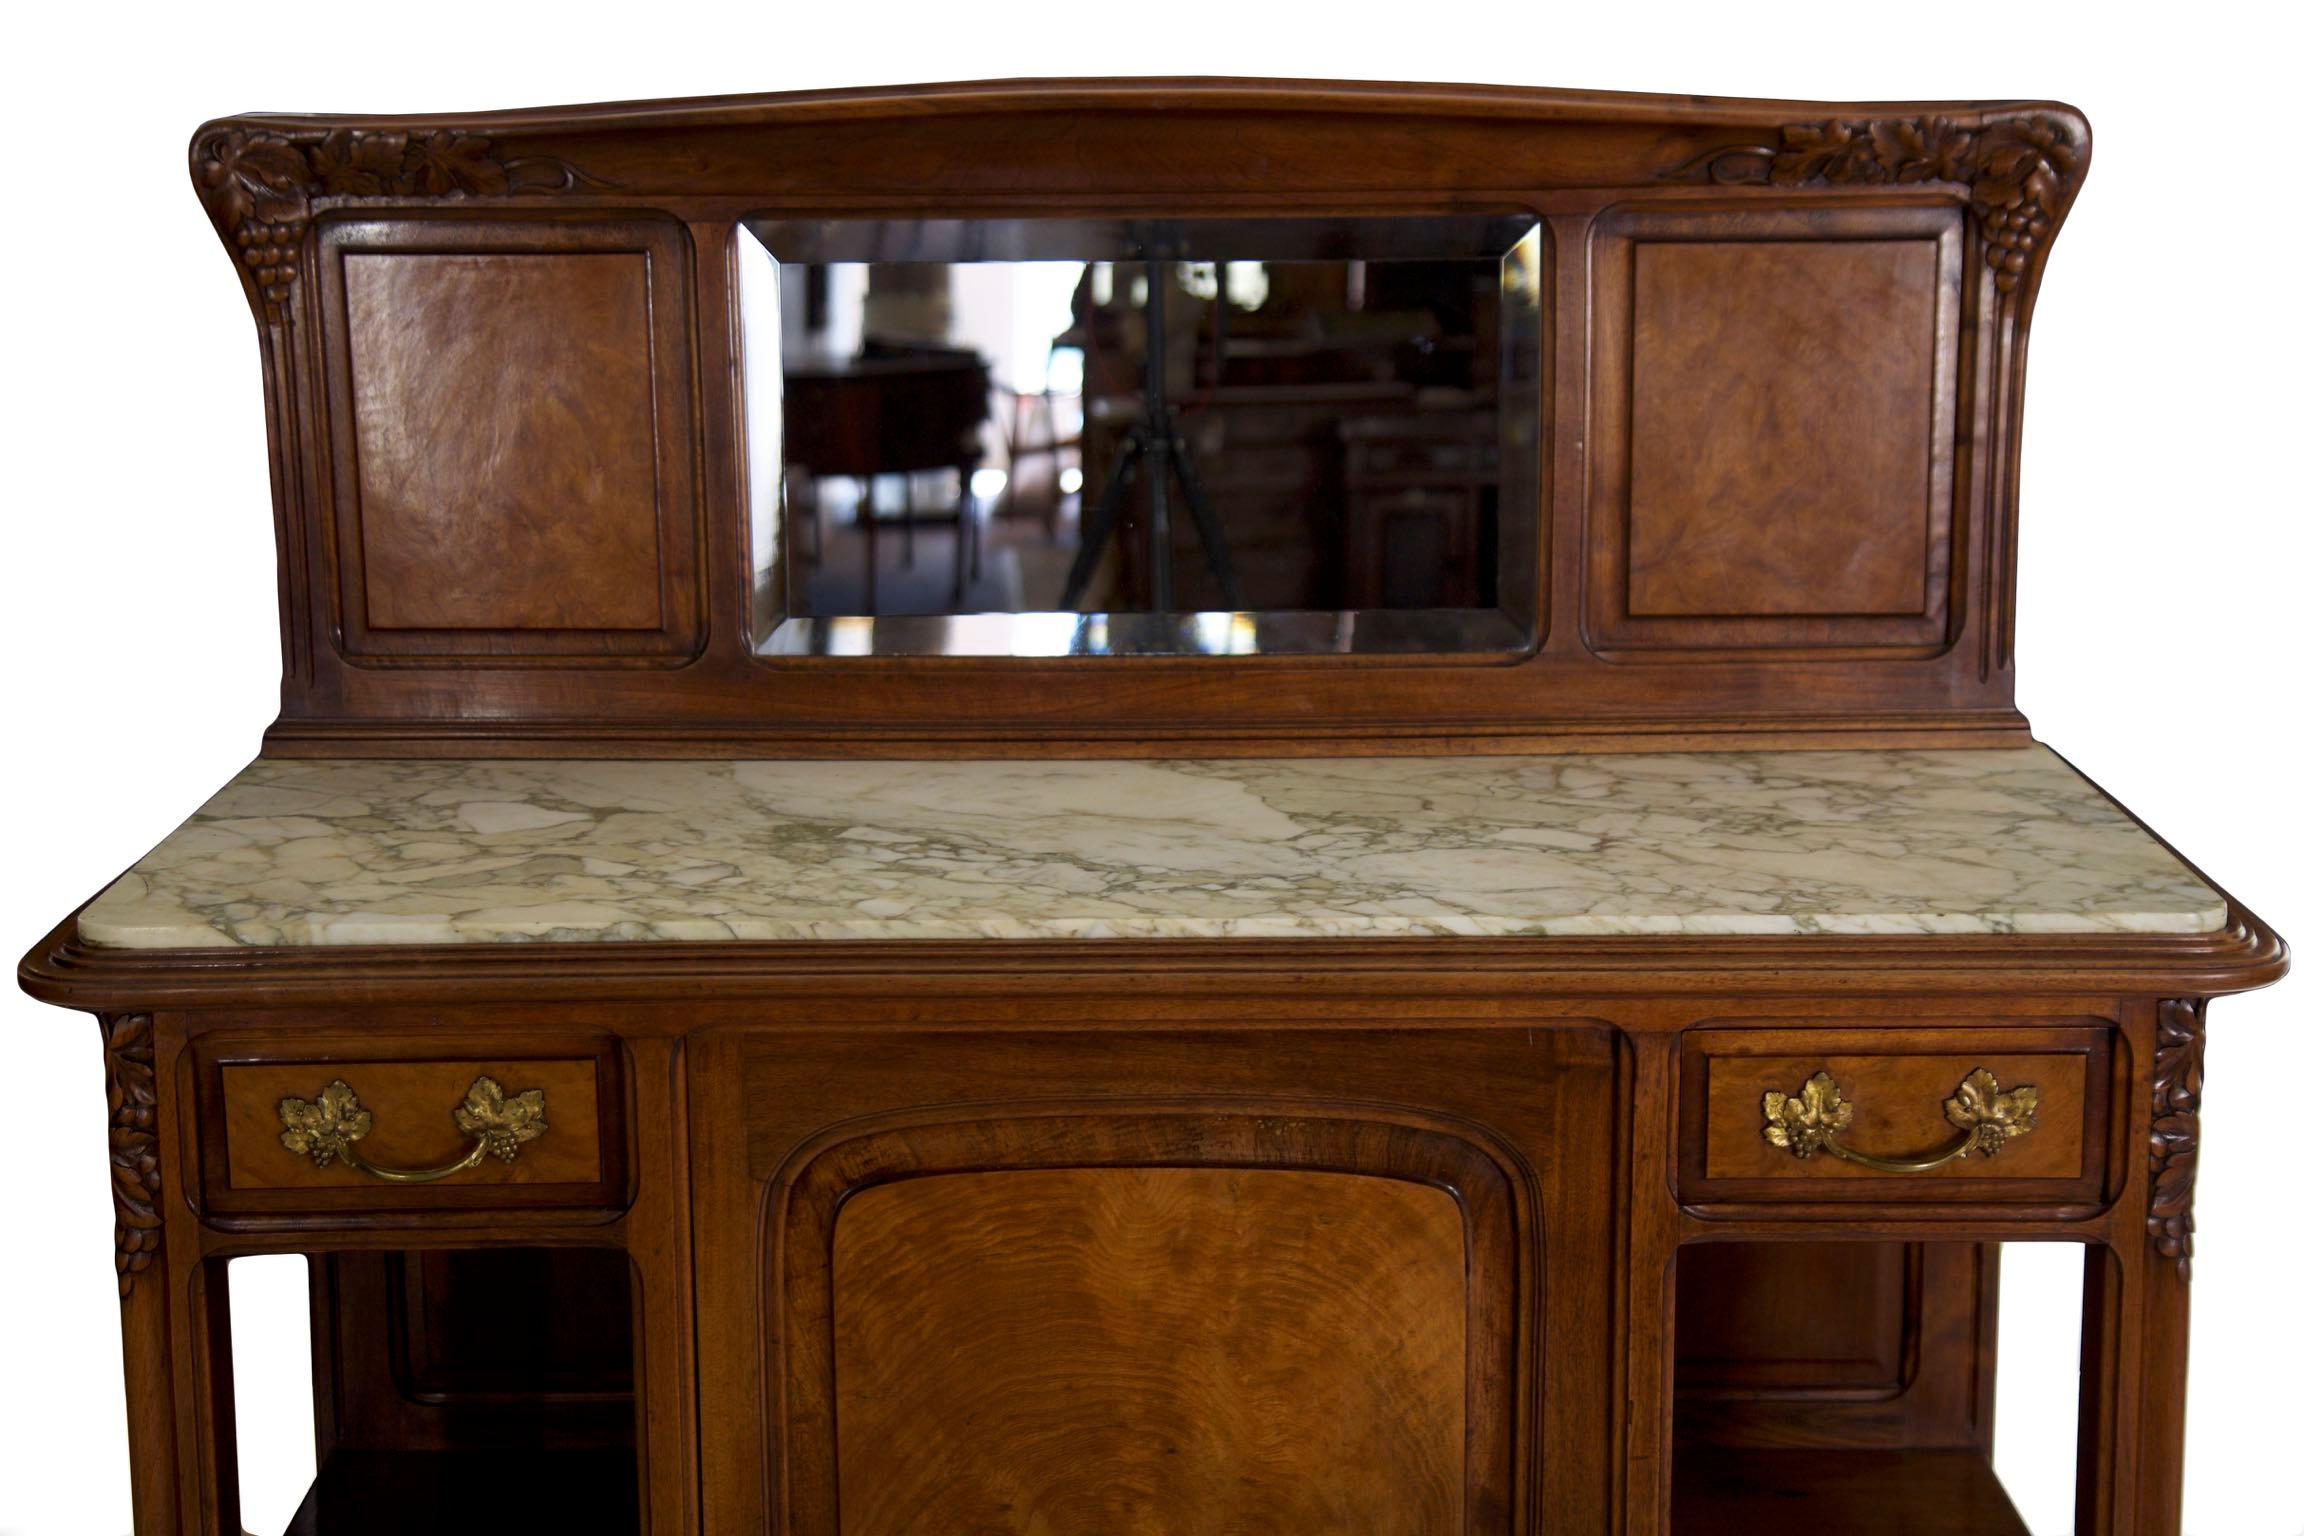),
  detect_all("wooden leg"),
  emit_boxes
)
[117,1263,185,1534]
[1623,1027,1682,1536]
[2077,998,2204,1536]
[2077,1243,2192,1536]
[2128,1244,2192,1536]
[99,1013,187,1534]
